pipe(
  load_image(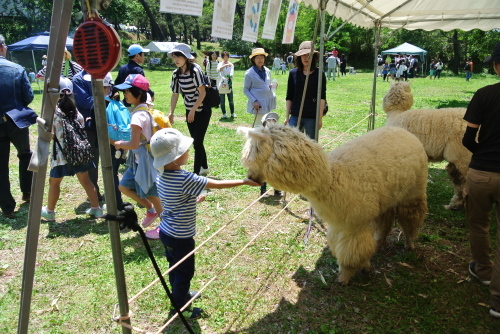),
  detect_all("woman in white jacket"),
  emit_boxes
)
[217,51,236,119]
[243,48,277,127]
